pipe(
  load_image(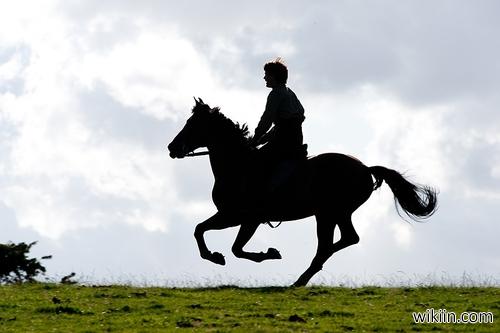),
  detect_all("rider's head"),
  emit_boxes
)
[264,58,288,87]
